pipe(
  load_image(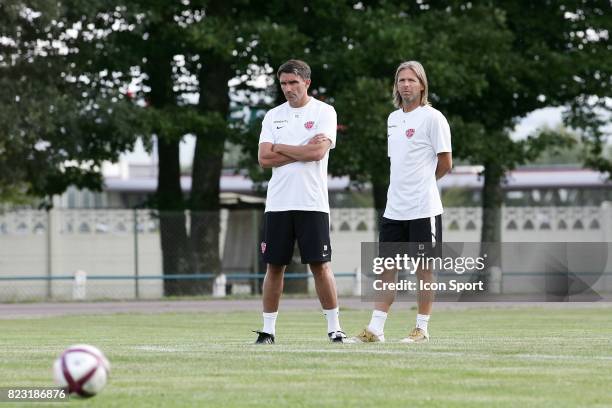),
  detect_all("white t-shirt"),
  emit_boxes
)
[383,105,452,221]
[259,97,337,213]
